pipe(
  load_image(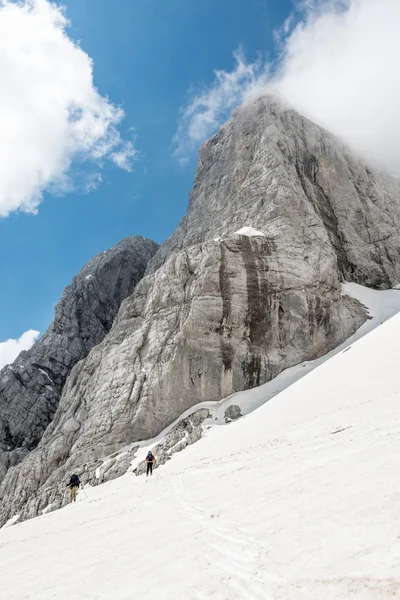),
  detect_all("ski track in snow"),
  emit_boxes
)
[172,475,278,599]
